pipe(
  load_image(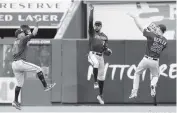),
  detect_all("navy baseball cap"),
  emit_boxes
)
[20,25,30,31]
[95,21,102,26]
[158,24,166,33]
